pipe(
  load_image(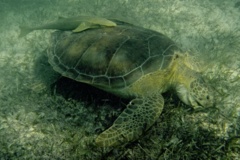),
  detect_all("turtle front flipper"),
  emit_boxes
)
[95,94,164,147]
